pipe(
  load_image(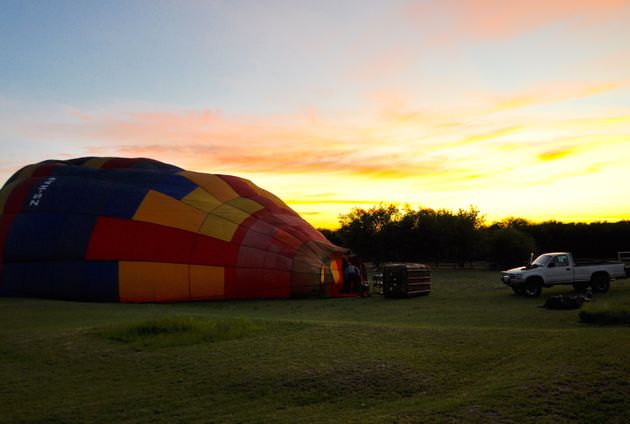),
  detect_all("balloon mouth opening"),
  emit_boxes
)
[322,250,364,287]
